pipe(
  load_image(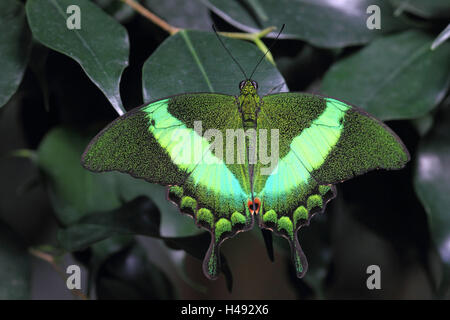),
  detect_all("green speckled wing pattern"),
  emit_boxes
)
[82,91,410,280]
